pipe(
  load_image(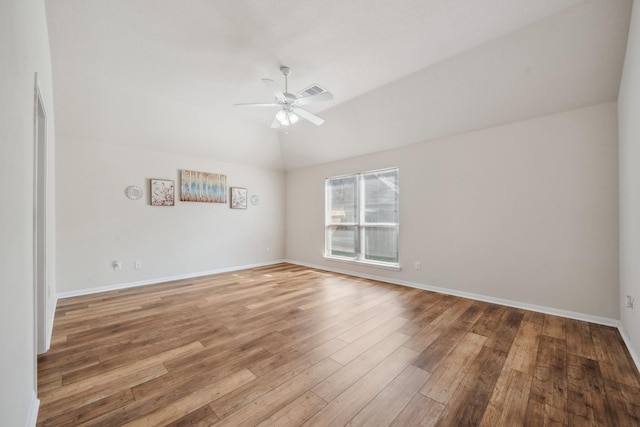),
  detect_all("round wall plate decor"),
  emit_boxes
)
[125,185,143,200]
[250,195,260,206]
